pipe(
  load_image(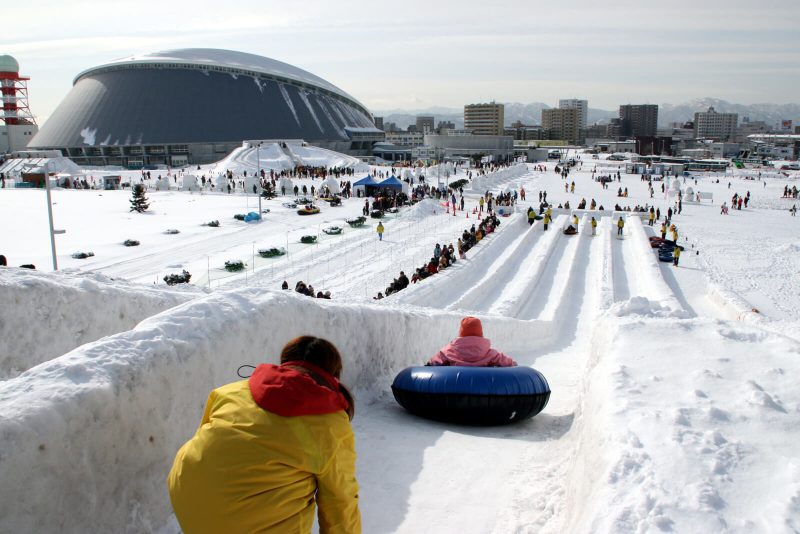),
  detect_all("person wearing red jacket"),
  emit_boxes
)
[427,316,517,367]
